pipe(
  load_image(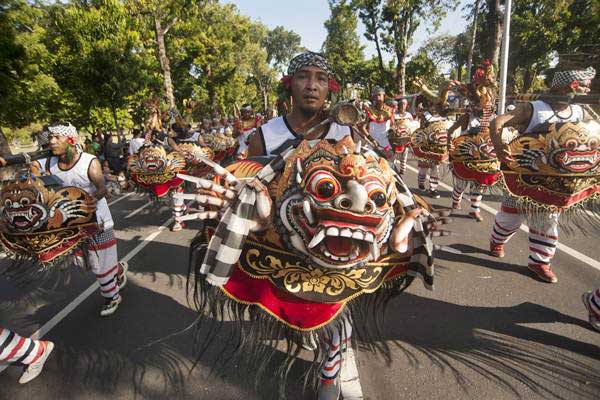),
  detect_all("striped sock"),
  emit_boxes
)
[429,175,439,191]
[96,264,119,299]
[417,168,427,187]
[590,289,600,317]
[528,227,558,269]
[0,328,44,365]
[470,194,482,212]
[452,186,463,207]
[320,321,352,384]
[491,215,520,245]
